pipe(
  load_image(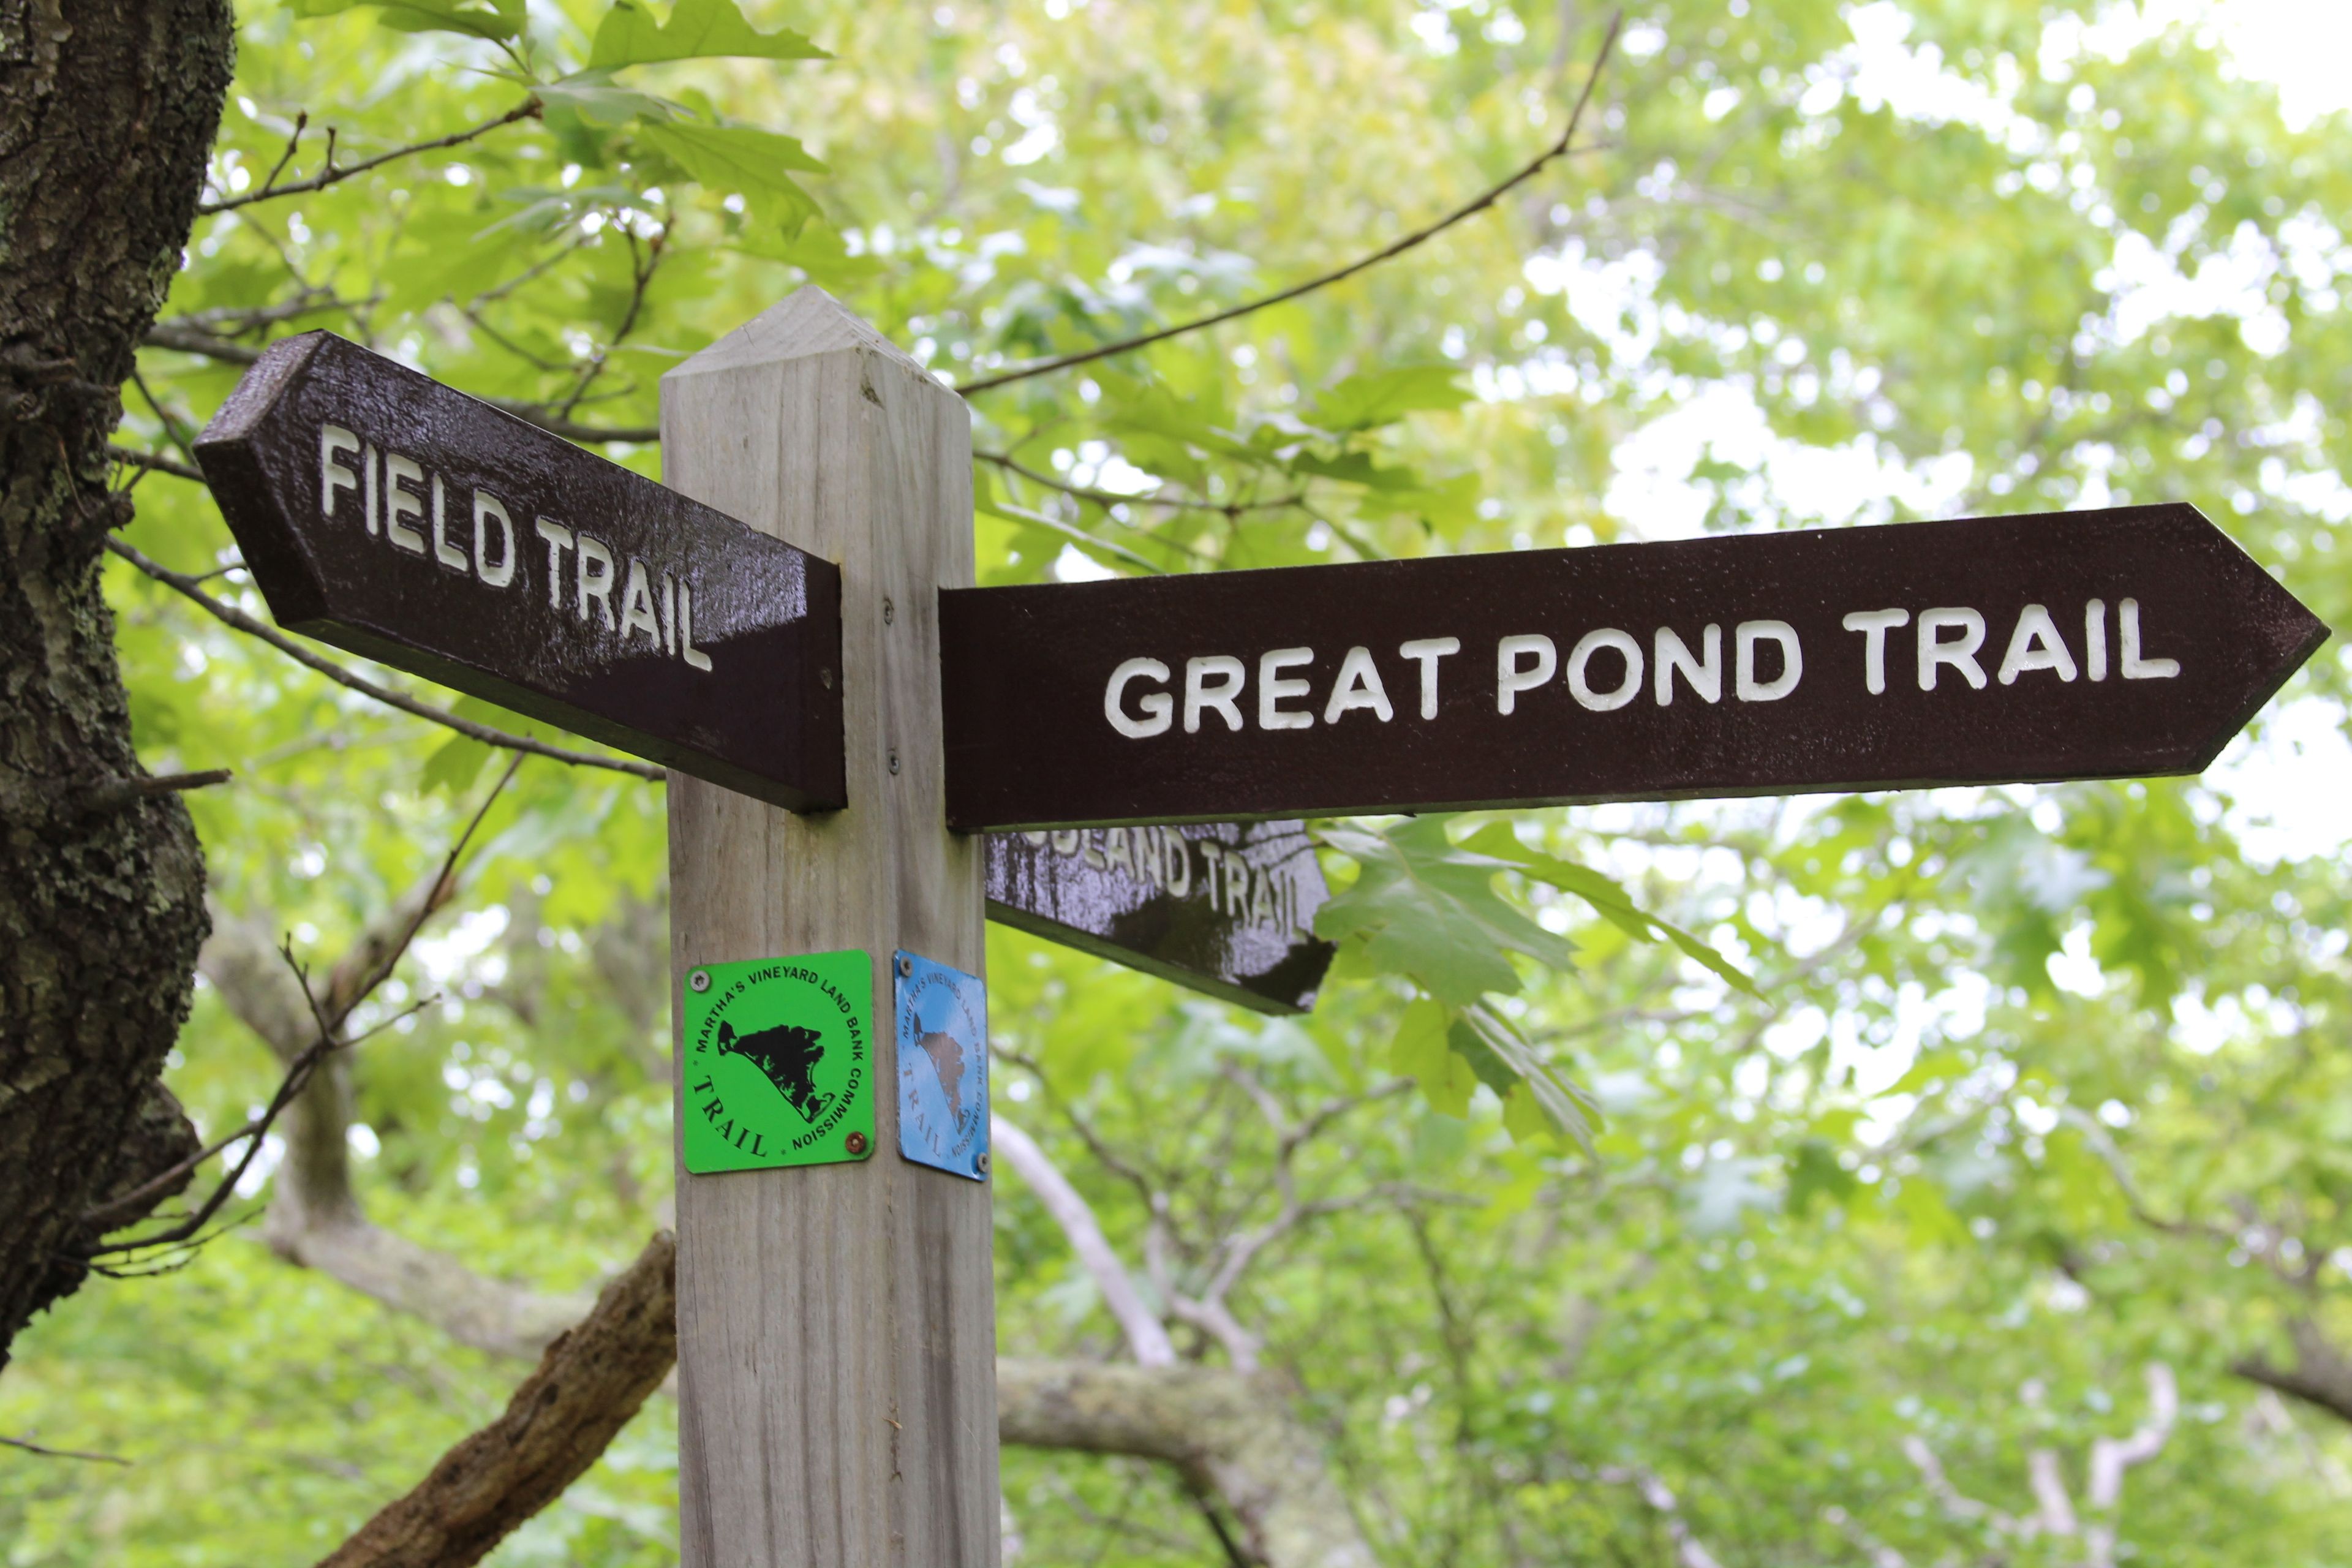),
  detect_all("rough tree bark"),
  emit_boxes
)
[0,0,235,1366]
